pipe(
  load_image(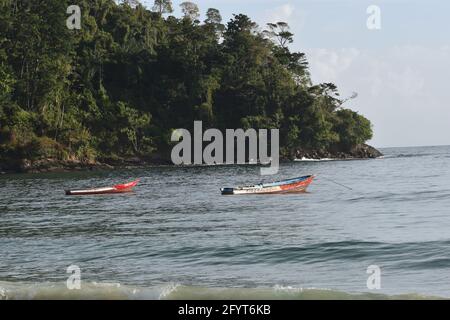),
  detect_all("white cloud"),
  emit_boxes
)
[305,48,360,83]
[305,46,450,147]
[253,2,309,47]
[267,3,295,23]
[387,67,425,97]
